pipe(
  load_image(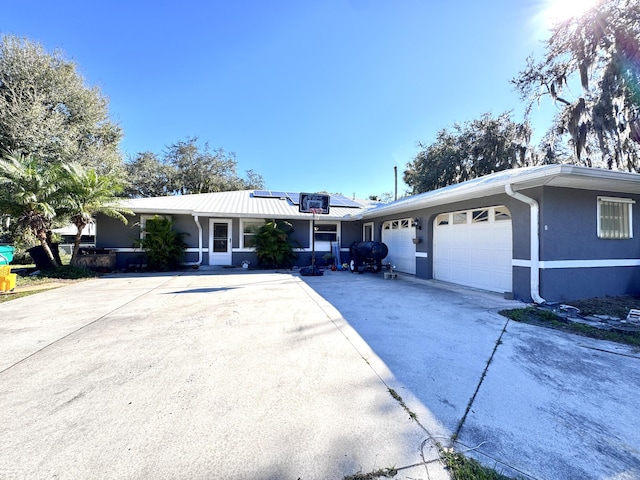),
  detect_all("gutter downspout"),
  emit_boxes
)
[505,184,546,304]
[193,215,203,266]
